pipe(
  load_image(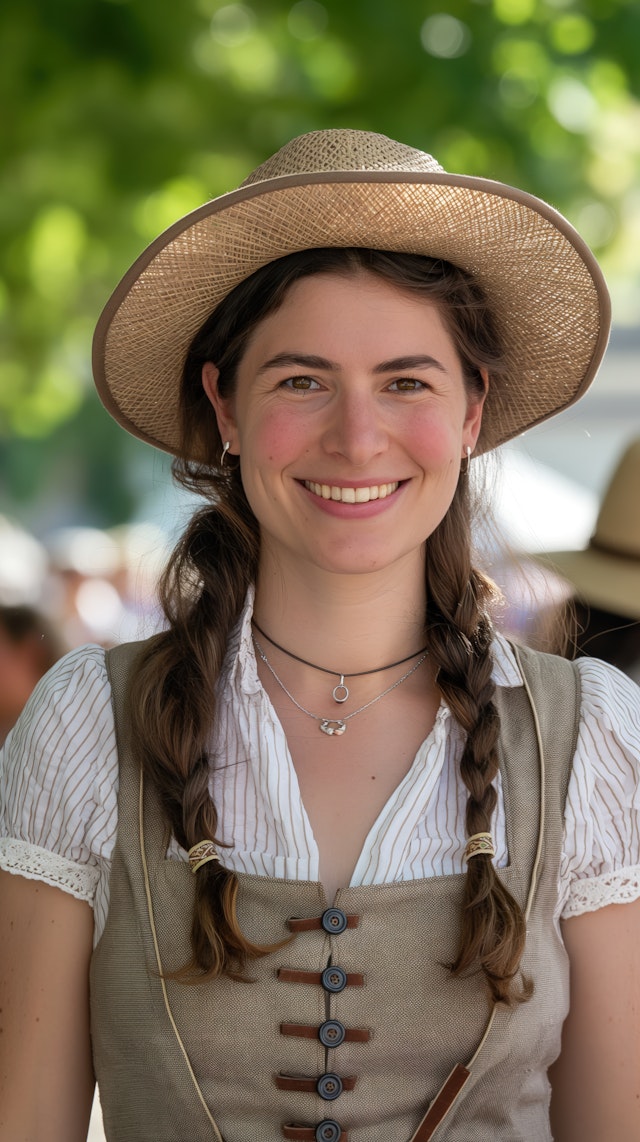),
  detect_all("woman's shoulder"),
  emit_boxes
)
[1,643,112,757]
[572,652,640,724]
[569,654,640,799]
[493,633,640,720]
[0,642,118,858]
[559,656,640,916]
[42,639,109,685]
